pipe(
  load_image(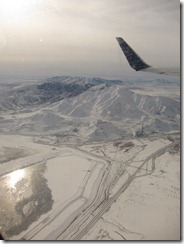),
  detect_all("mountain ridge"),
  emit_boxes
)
[0,75,180,143]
